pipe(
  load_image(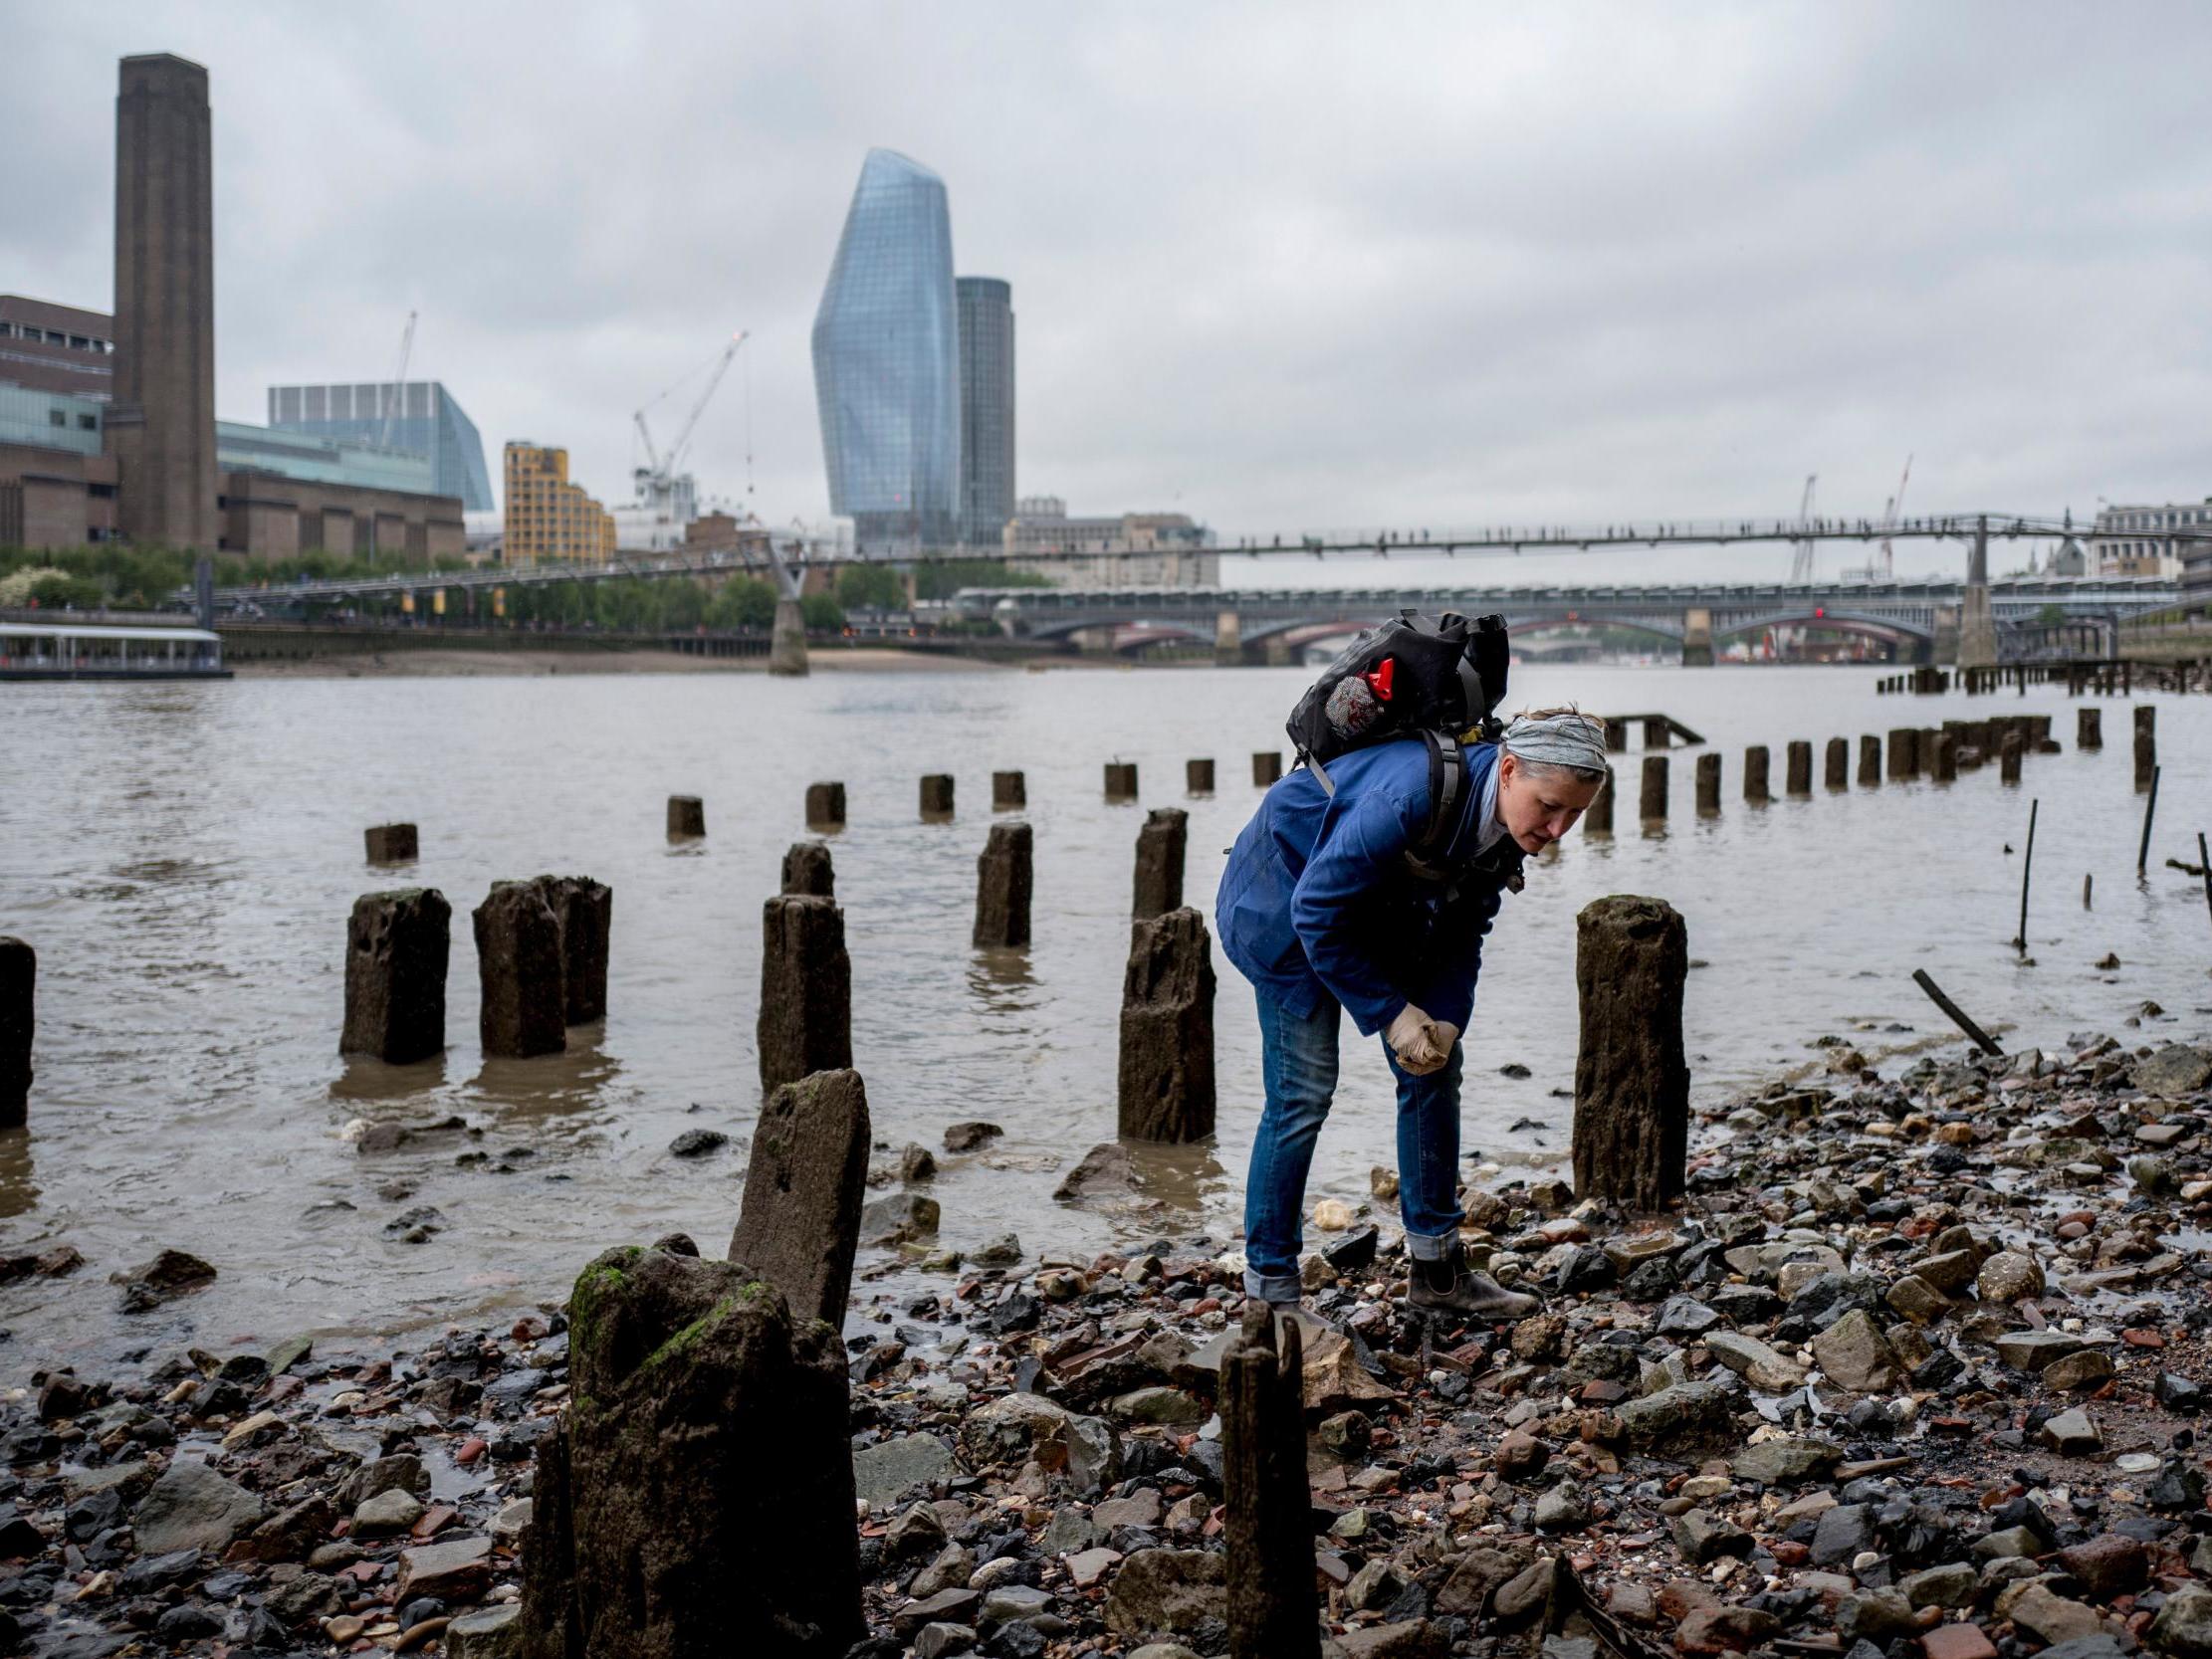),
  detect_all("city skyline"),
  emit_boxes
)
[4,3,2207,583]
